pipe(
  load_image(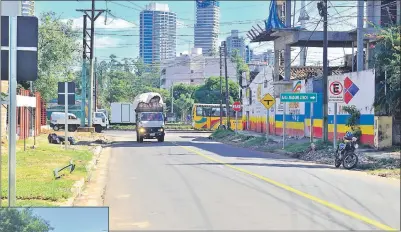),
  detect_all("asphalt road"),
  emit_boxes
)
[103,130,400,231]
